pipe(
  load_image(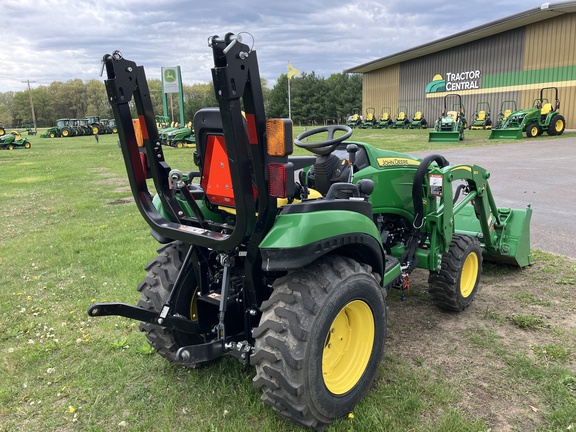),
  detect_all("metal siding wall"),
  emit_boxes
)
[362,14,576,128]
[362,65,400,119]
[522,14,576,128]
[398,28,525,124]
